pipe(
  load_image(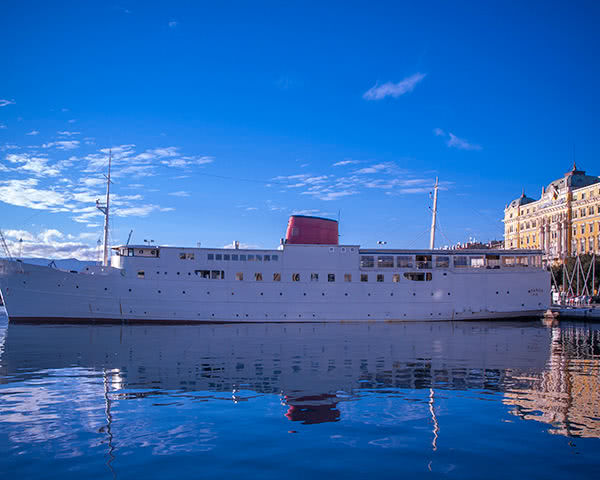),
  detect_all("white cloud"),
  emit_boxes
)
[447,133,481,151]
[6,153,61,176]
[68,119,77,123]
[168,20,178,28]
[434,129,482,151]
[332,160,360,167]
[0,178,70,211]
[42,140,80,150]
[2,228,98,260]
[169,191,190,197]
[363,73,426,100]
[0,124,6,129]
[0,99,16,107]
[354,162,397,174]
[57,131,80,136]
[26,130,39,136]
